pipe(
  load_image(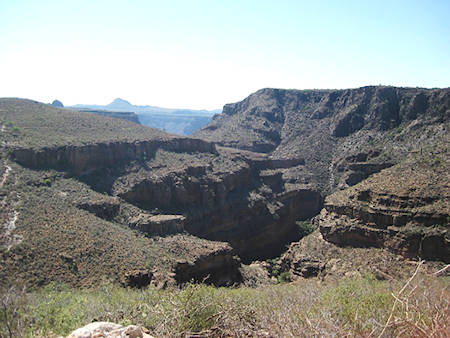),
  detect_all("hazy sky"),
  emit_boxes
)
[1,0,449,109]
